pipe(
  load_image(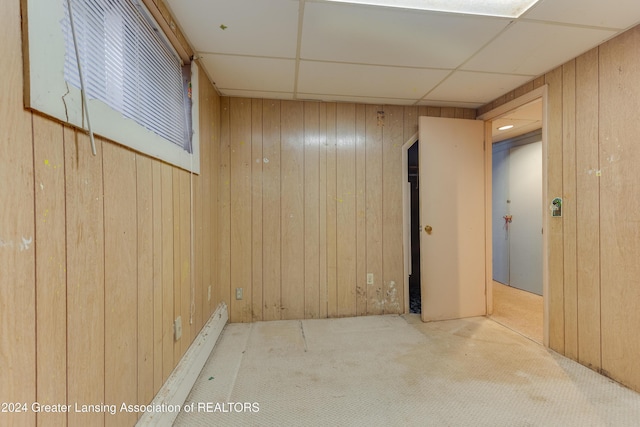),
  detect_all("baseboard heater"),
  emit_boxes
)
[137,302,228,426]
